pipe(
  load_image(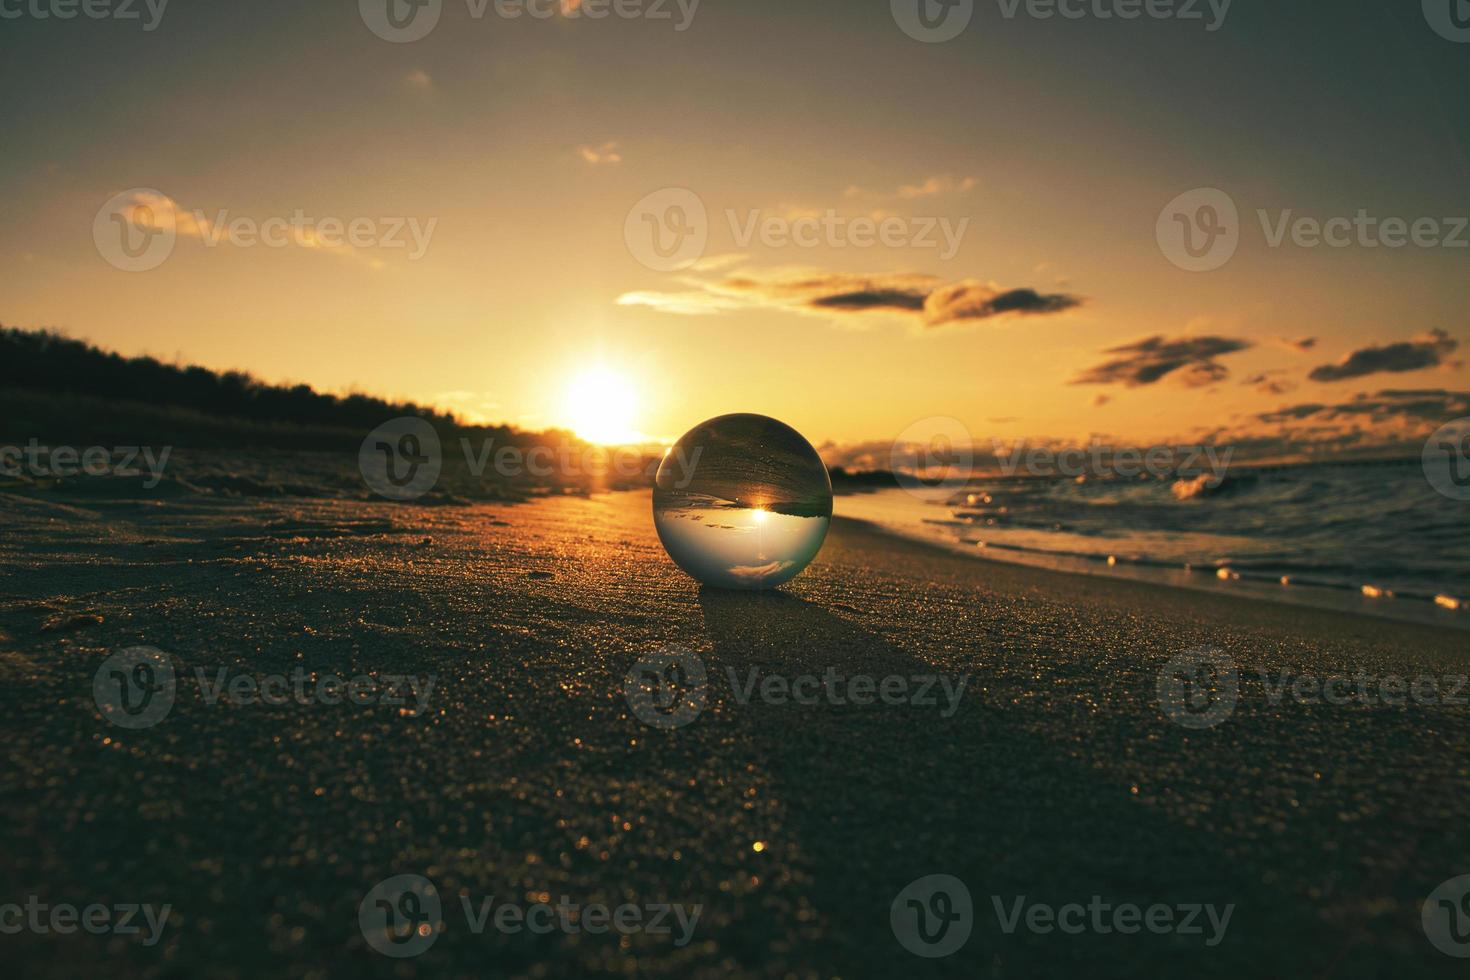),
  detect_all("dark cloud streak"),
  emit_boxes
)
[1071,335,1253,387]
[1309,329,1457,382]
